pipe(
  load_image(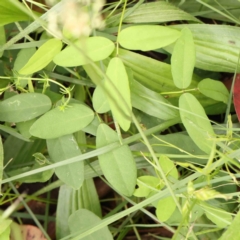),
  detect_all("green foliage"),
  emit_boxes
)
[179,93,215,154]
[0,137,2,194]
[156,196,176,222]
[30,103,94,139]
[92,86,110,113]
[171,27,195,89]
[219,210,240,240]
[47,134,84,189]
[96,124,137,196]
[68,209,113,240]
[1,0,240,239]
[201,203,232,228]
[19,39,62,75]
[118,25,181,51]
[0,93,51,123]
[104,57,131,131]
[122,1,201,24]
[165,24,240,72]
[53,37,115,67]
[0,219,11,239]
[0,0,38,26]
[198,78,230,103]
